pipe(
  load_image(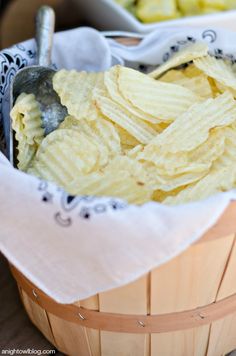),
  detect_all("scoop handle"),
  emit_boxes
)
[36,6,55,67]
